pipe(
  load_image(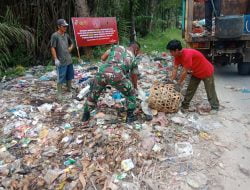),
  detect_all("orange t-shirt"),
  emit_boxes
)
[174,48,214,79]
